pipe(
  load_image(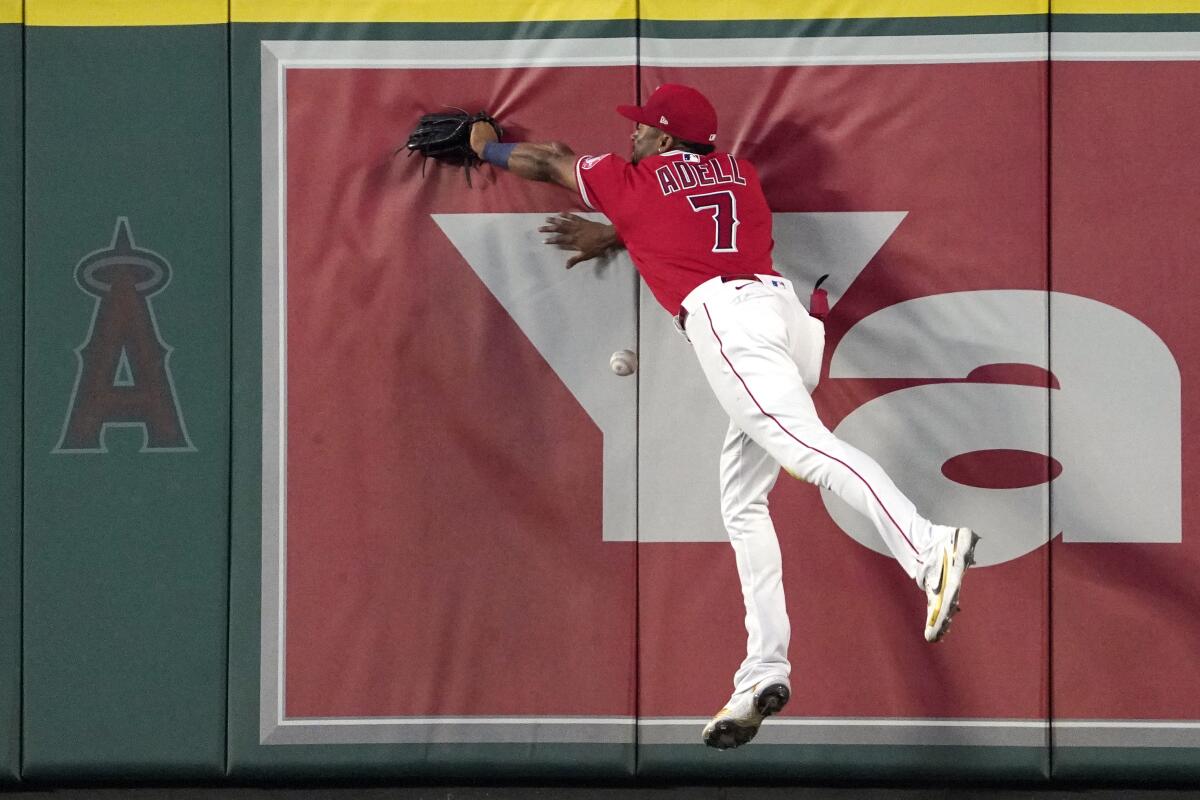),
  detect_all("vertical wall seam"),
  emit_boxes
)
[17,0,26,783]
[632,3,641,779]
[1045,0,1055,781]
[223,0,234,781]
